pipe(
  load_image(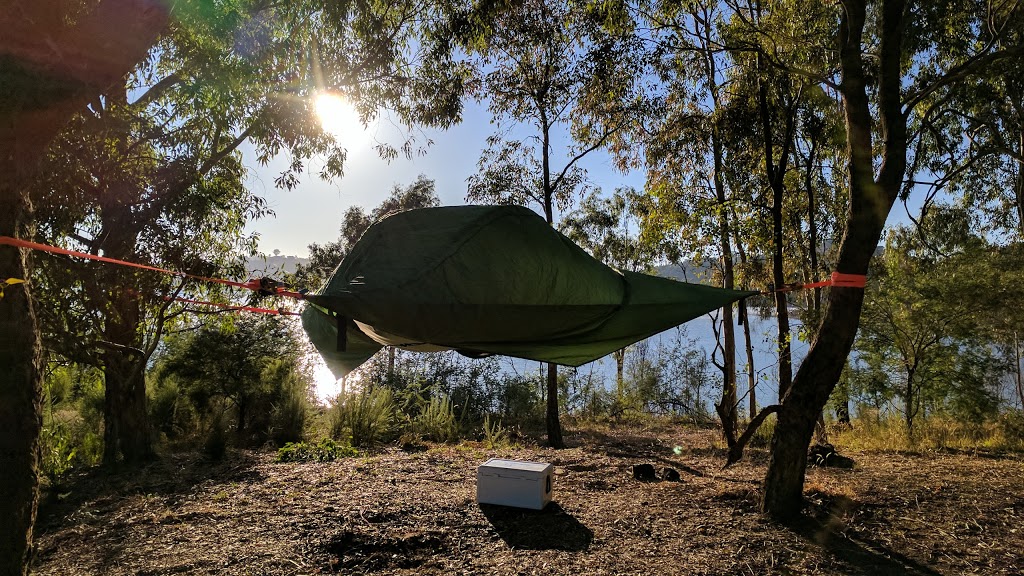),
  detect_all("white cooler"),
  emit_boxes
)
[476,458,553,510]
